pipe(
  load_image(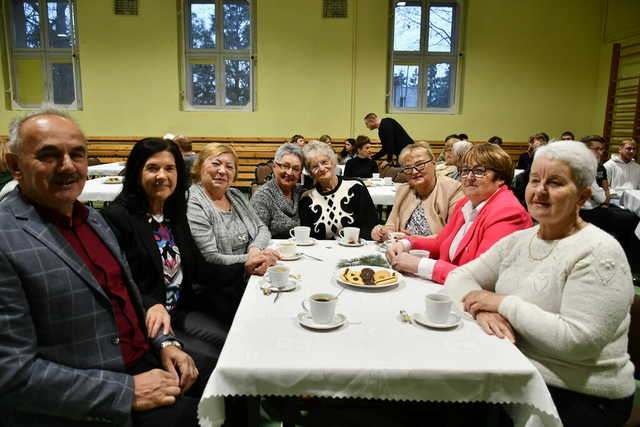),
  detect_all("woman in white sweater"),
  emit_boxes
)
[443,141,635,427]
